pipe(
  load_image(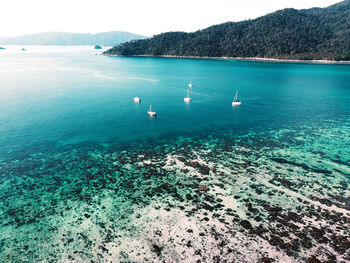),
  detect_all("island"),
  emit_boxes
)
[104,0,350,61]
[0,47,5,50]
[94,45,102,49]
[0,31,146,46]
